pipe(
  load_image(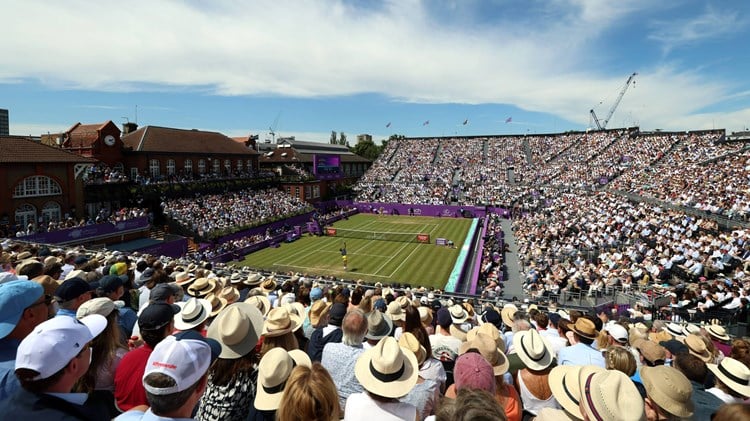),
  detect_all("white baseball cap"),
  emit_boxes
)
[143,331,220,395]
[604,322,629,344]
[16,314,107,380]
